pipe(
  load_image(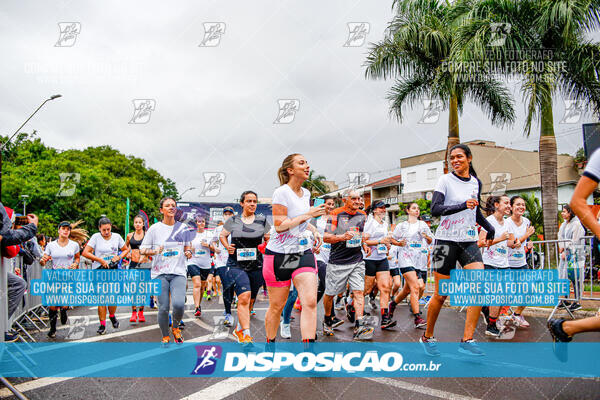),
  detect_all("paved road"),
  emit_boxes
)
[1,289,599,400]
